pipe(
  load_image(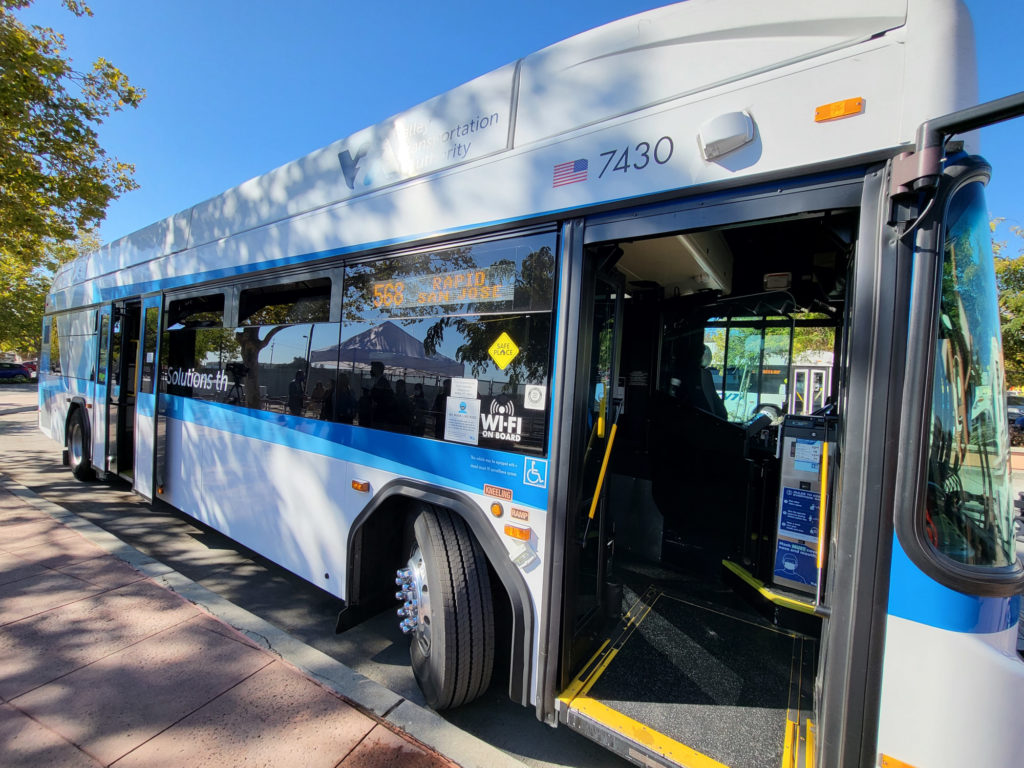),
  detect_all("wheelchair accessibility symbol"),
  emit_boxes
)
[524,458,548,489]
